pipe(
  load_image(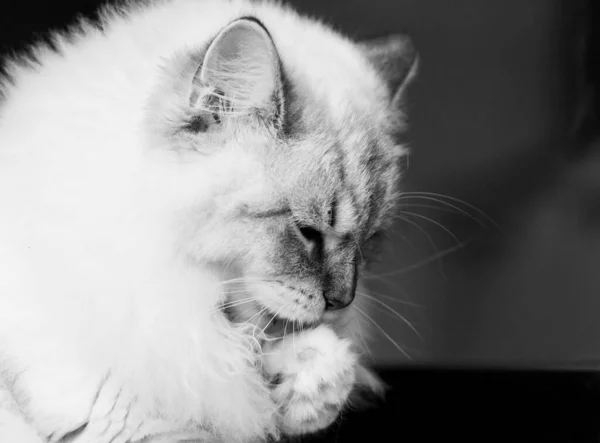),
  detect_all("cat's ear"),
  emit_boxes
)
[359,34,418,107]
[190,18,284,129]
